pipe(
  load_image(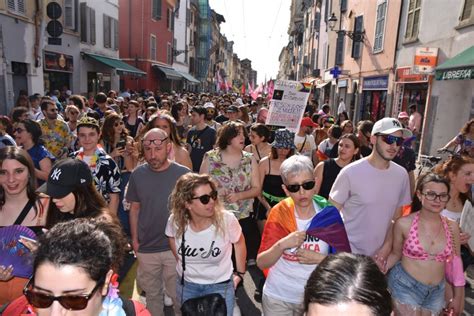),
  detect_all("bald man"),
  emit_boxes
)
[127,128,190,315]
